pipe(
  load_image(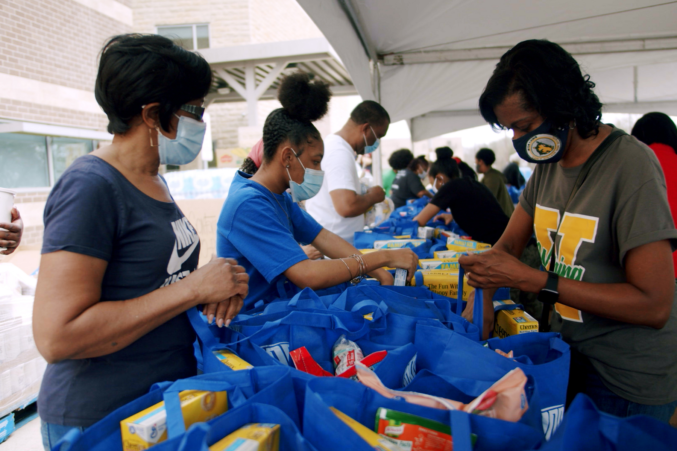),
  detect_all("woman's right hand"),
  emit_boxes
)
[188,258,249,327]
[384,249,419,282]
[433,213,453,225]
